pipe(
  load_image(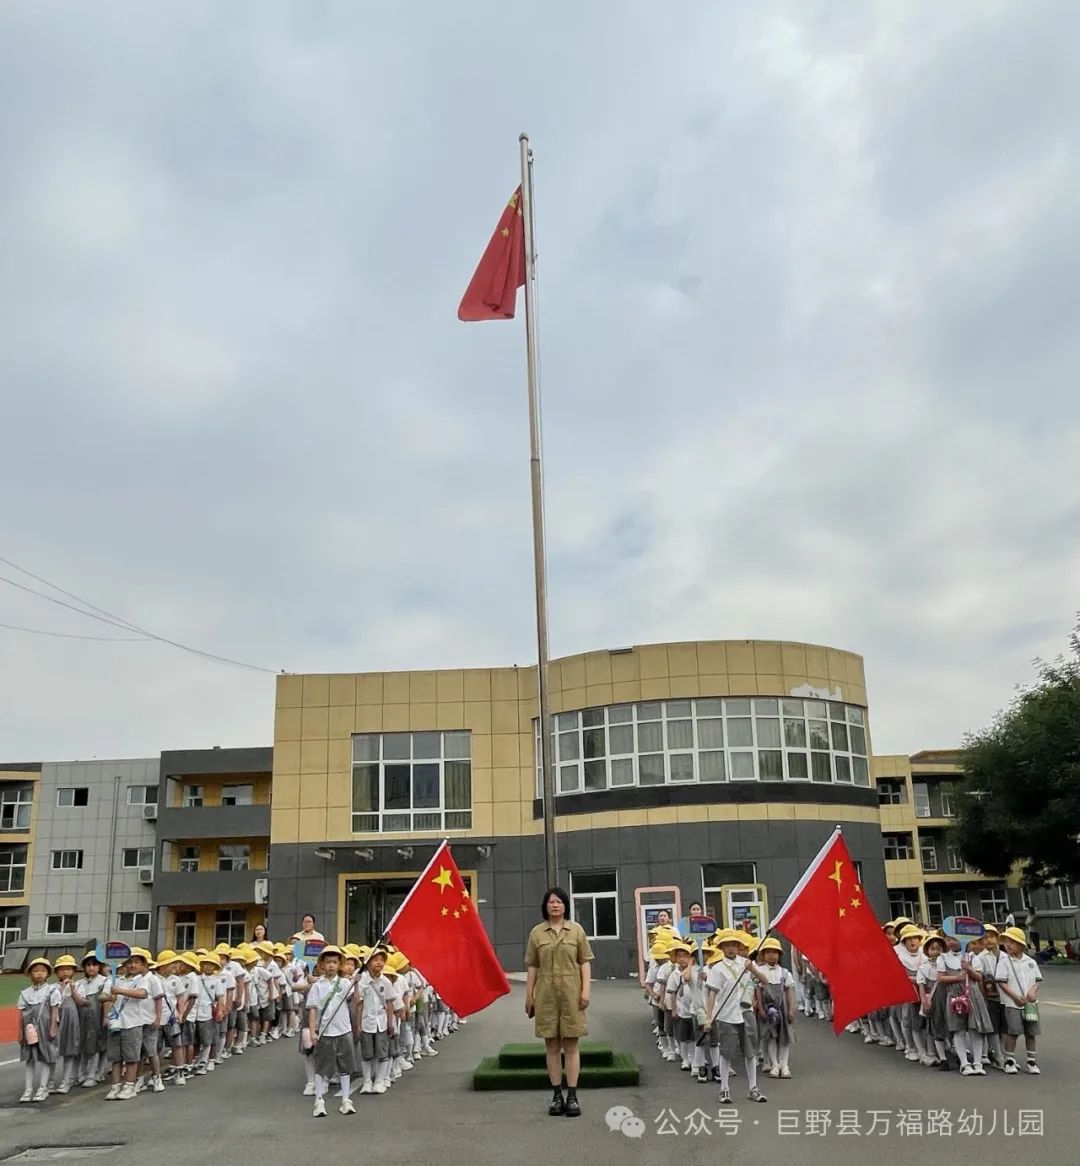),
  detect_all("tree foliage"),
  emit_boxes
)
[953,620,1080,886]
